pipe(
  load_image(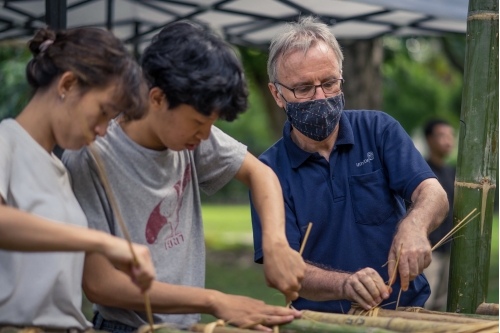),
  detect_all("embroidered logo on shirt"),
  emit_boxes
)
[145,163,192,250]
[356,151,374,167]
